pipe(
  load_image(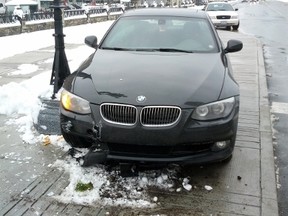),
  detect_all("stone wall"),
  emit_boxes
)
[0,13,121,37]
[0,25,22,36]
